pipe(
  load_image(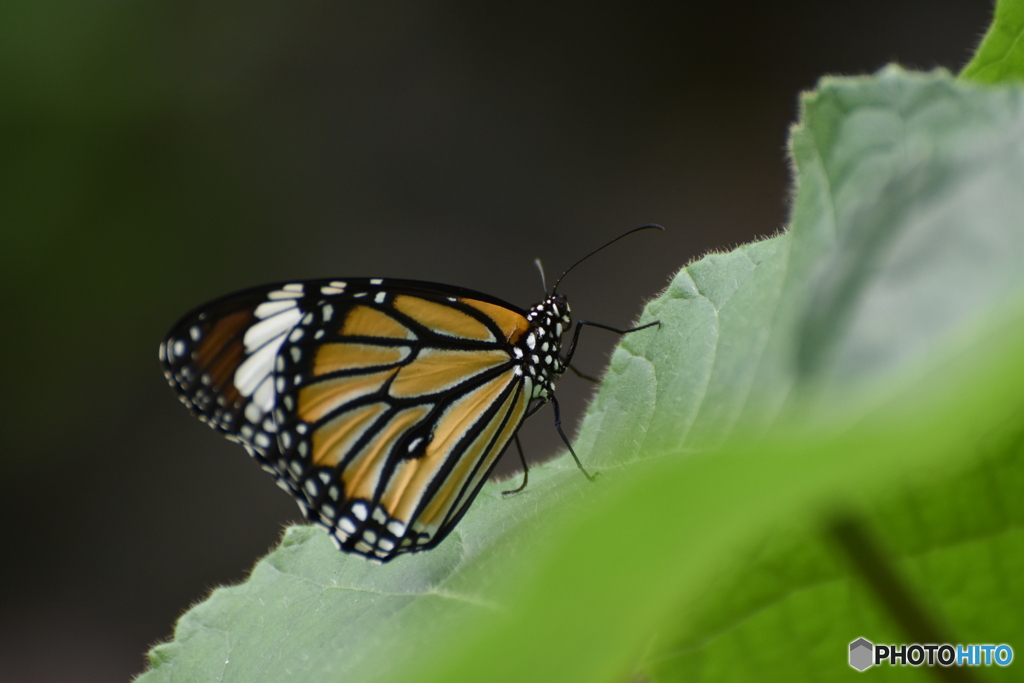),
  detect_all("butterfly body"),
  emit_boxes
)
[160,277,573,561]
